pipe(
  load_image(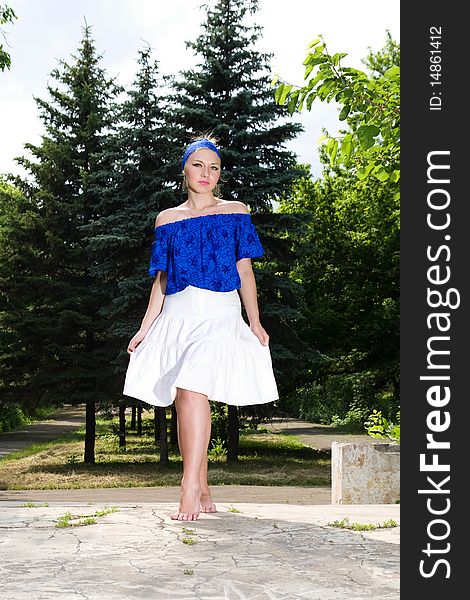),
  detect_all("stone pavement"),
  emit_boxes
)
[0,485,331,505]
[0,500,399,600]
